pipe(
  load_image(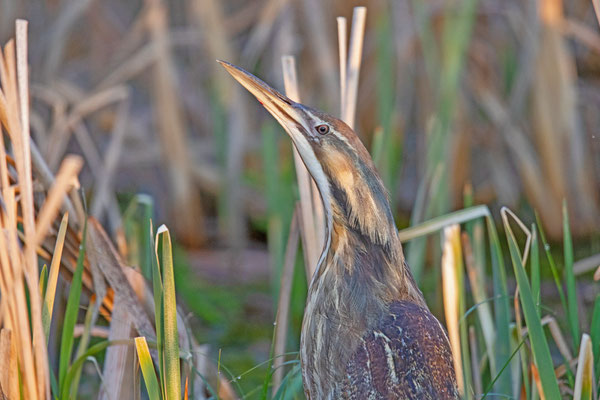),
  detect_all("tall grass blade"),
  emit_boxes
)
[150,220,165,397]
[135,337,161,400]
[535,212,568,316]
[563,200,580,349]
[272,364,303,400]
[70,297,96,397]
[122,195,154,279]
[530,224,541,316]
[503,219,561,399]
[156,225,181,400]
[398,205,491,242]
[58,218,87,391]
